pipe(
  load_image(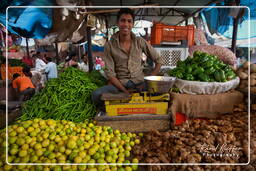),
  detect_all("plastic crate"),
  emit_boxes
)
[151,23,195,46]
[154,46,188,69]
